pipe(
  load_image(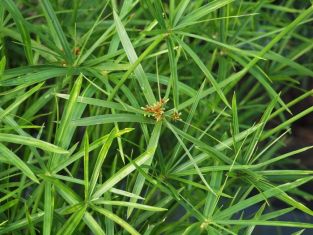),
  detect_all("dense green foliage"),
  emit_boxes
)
[1,0,313,234]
